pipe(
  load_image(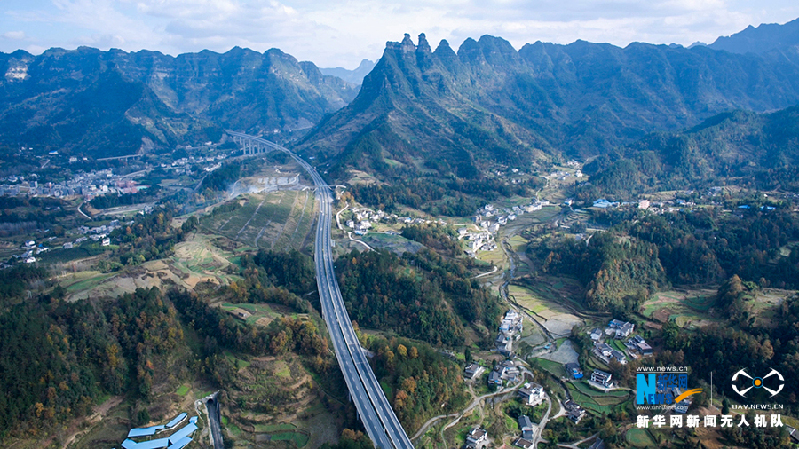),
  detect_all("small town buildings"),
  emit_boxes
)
[607,319,635,339]
[590,370,614,389]
[636,342,653,356]
[616,322,635,339]
[496,334,513,355]
[589,328,603,341]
